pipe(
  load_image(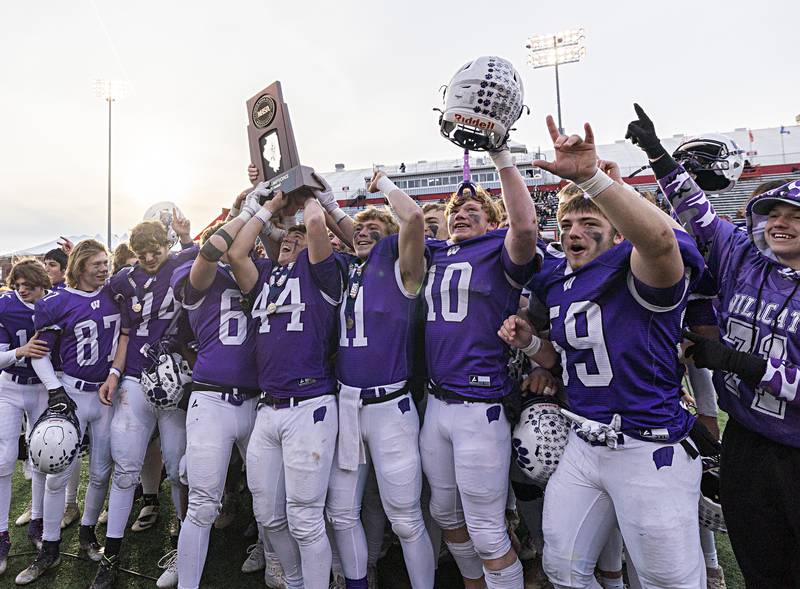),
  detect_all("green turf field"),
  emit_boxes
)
[2,414,745,588]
